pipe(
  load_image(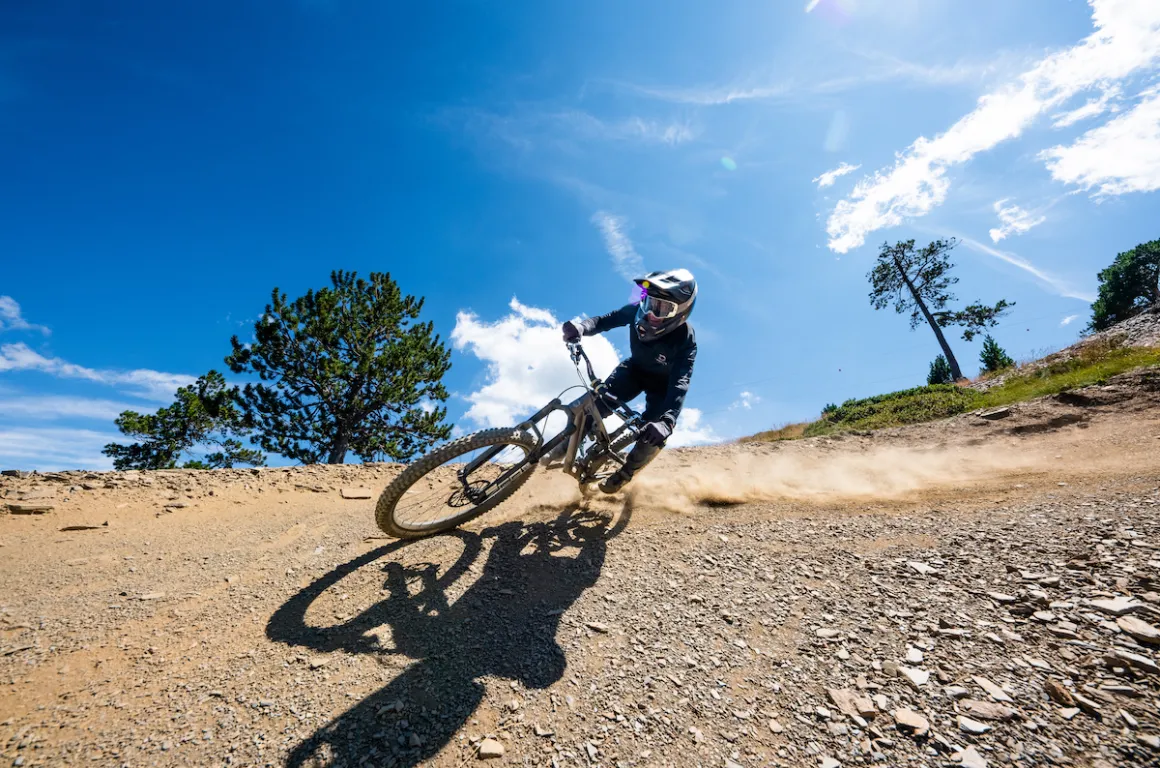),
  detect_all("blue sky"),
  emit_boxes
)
[2,0,1159,469]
